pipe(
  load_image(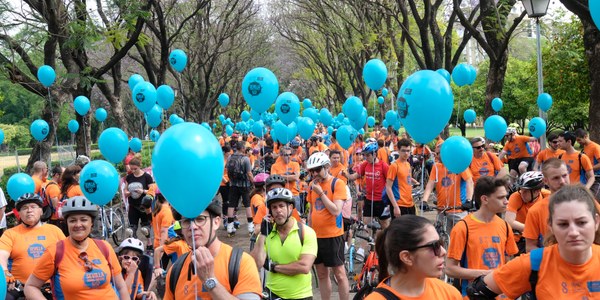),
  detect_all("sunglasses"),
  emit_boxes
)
[309,166,323,173]
[78,252,95,272]
[406,240,443,256]
[119,255,140,262]
[550,140,559,144]
[282,153,292,157]
[472,145,485,150]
